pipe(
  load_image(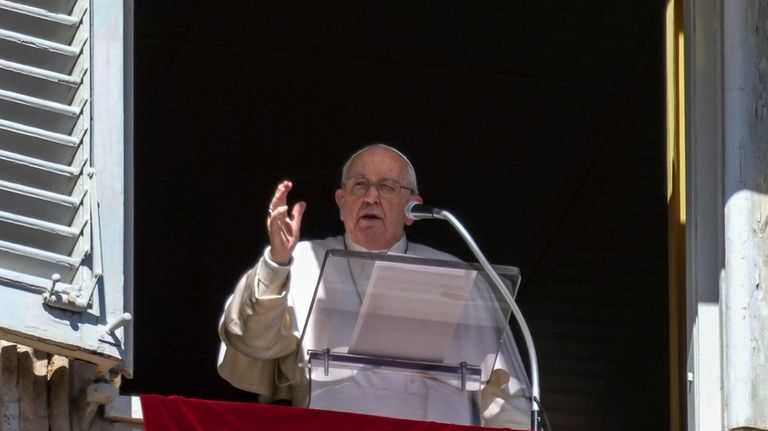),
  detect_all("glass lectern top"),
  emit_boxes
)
[298,249,520,380]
